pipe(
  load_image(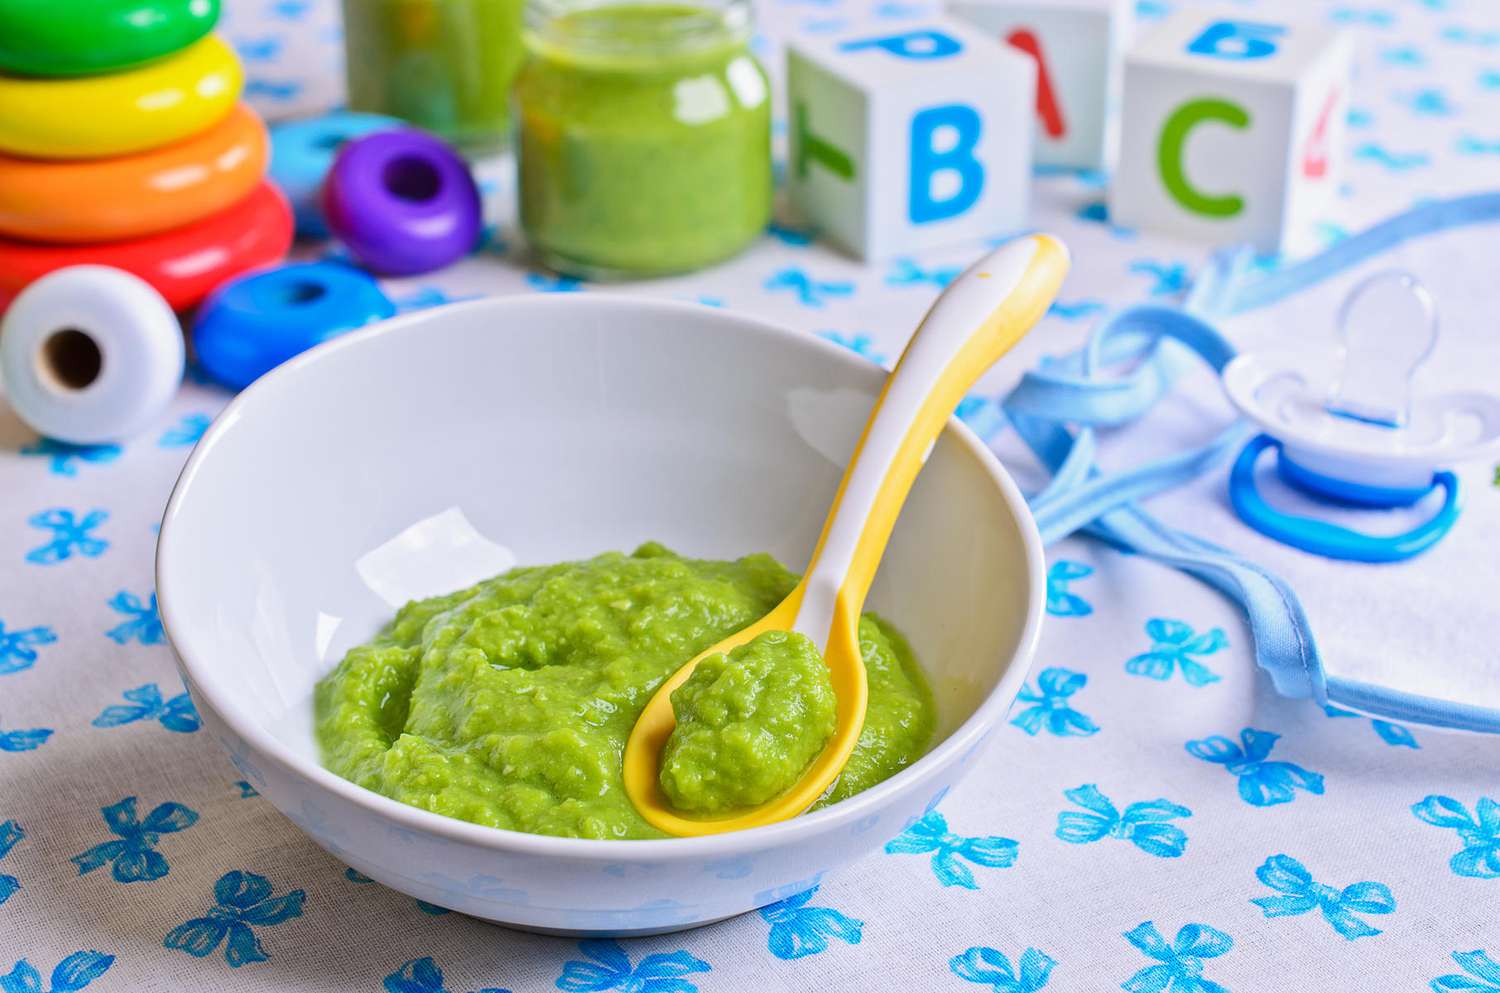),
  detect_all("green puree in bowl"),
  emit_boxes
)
[314,543,934,839]
[515,4,772,278]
